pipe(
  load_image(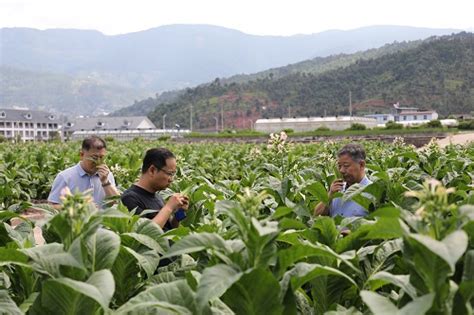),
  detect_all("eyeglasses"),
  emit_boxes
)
[159,168,176,177]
